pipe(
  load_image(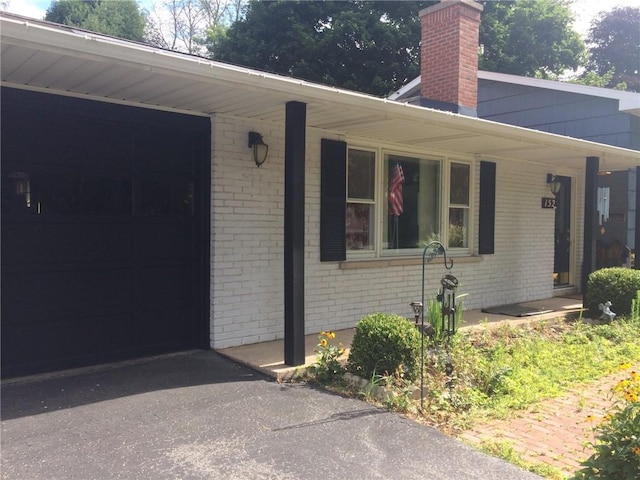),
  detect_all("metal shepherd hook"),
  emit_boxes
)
[417,241,454,410]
